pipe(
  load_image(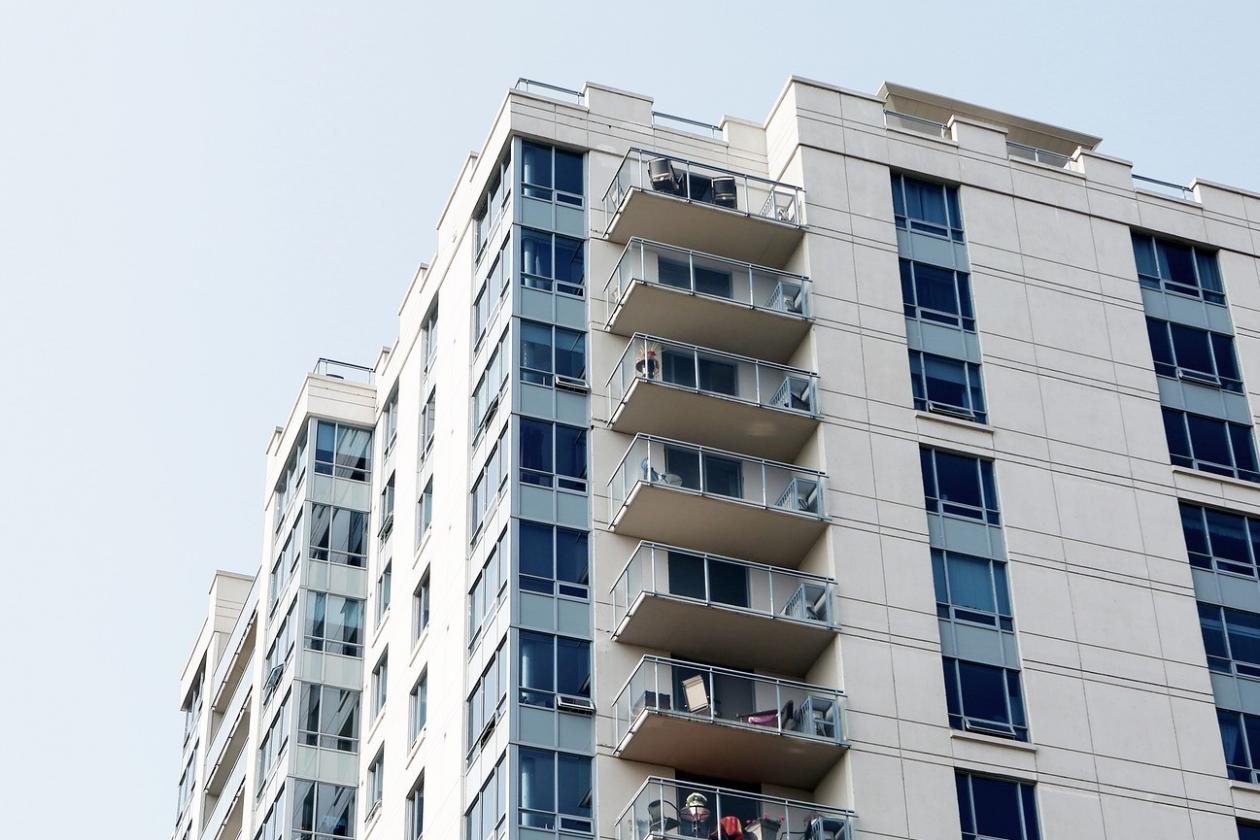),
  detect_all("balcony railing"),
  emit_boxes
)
[514,78,585,106]
[1006,141,1073,169]
[609,334,818,419]
[617,777,854,840]
[204,676,253,791]
[609,434,826,521]
[1133,174,1198,203]
[615,656,845,746]
[884,109,948,140]
[612,541,836,632]
[210,578,258,708]
[606,238,812,324]
[312,358,375,385]
[604,149,804,229]
[202,747,247,840]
